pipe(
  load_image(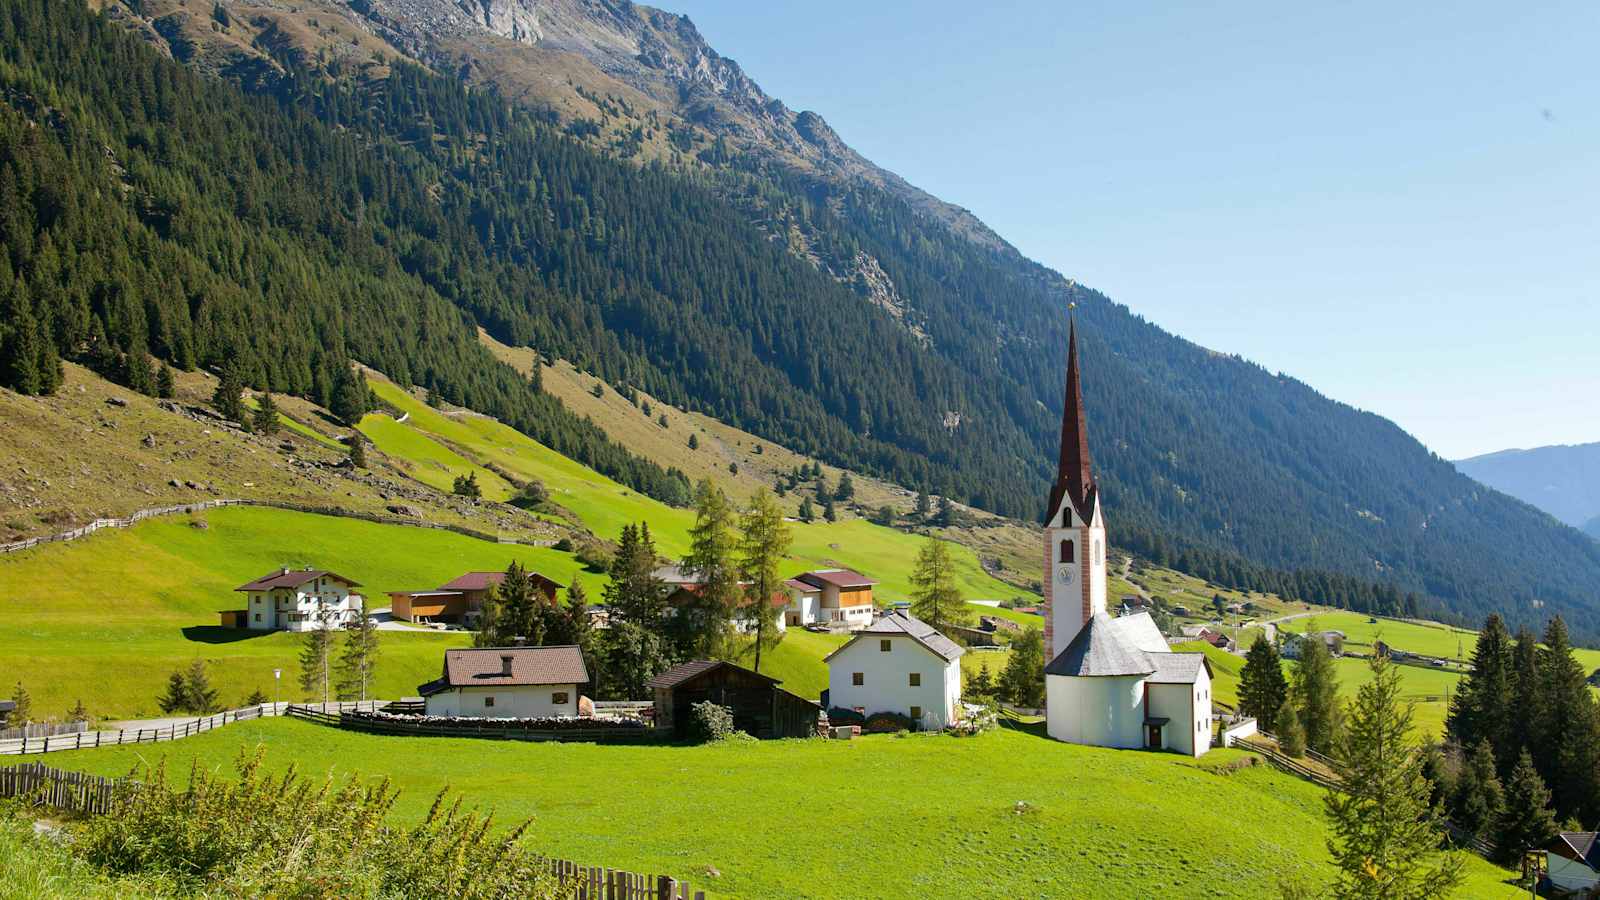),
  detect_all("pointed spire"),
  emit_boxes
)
[1047,312,1097,522]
